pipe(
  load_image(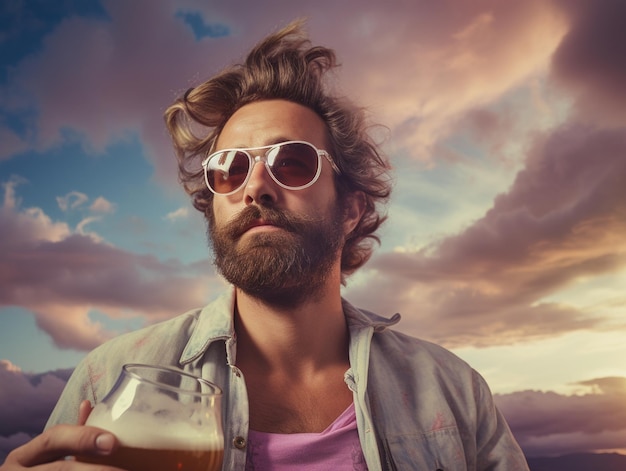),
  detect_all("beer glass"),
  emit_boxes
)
[79,363,223,471]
